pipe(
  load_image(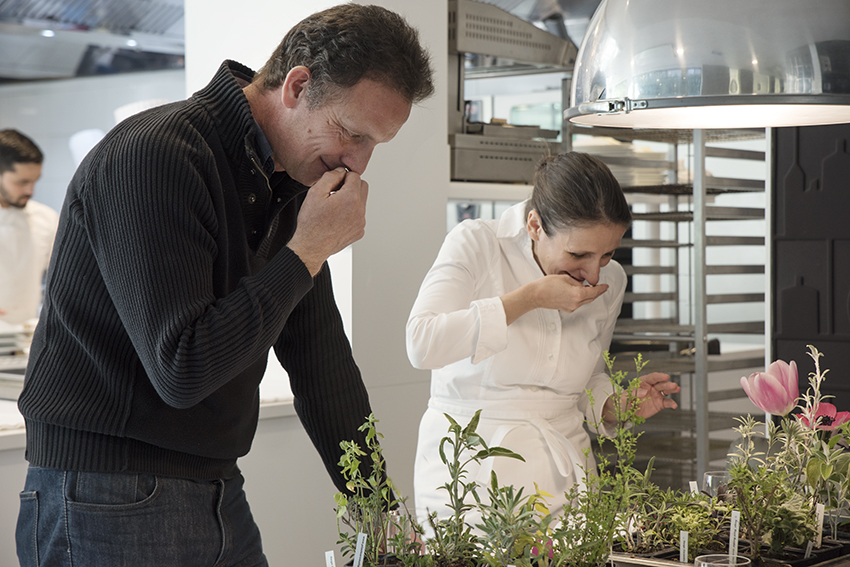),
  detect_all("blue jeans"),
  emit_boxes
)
[16,466,268,567]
